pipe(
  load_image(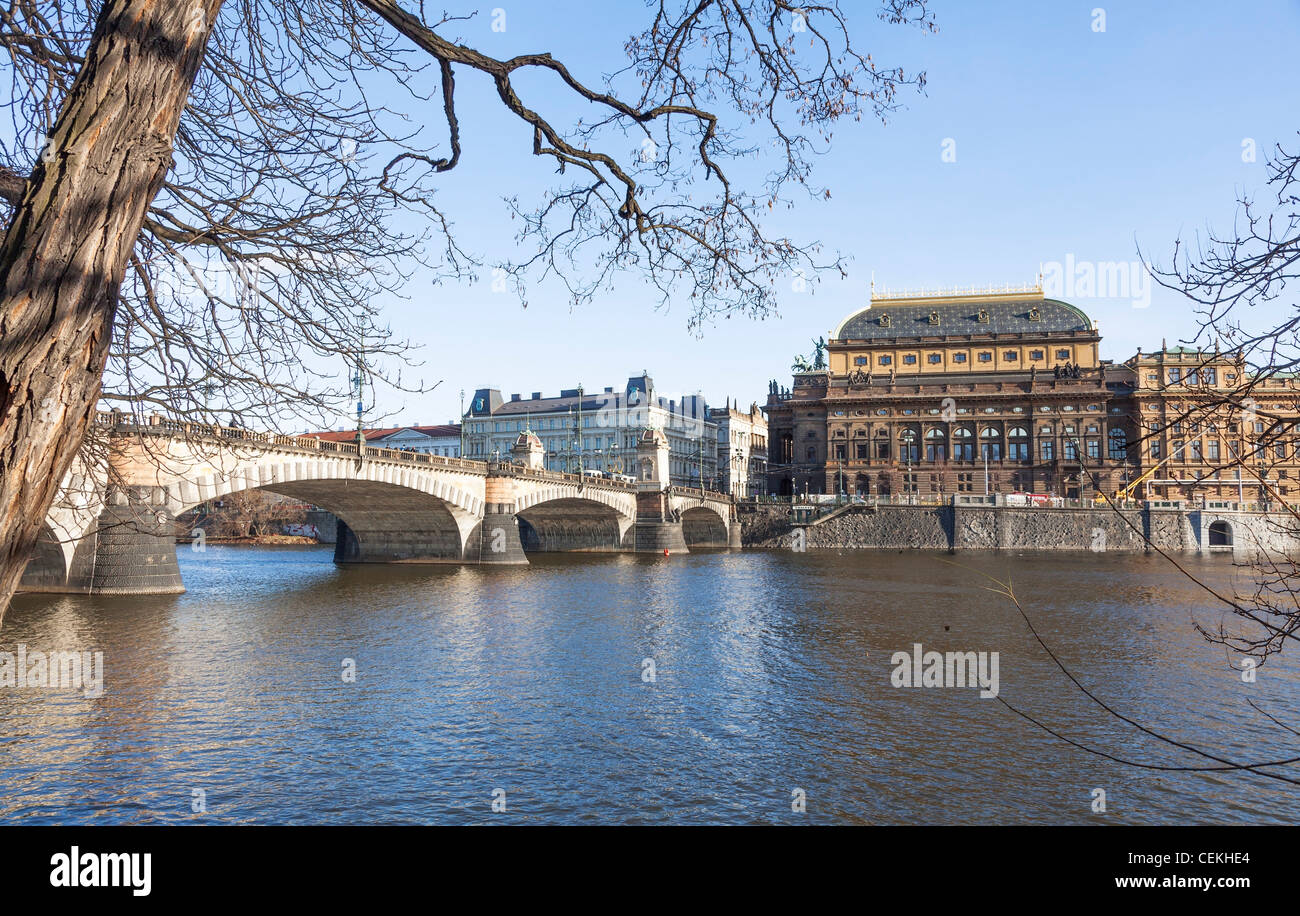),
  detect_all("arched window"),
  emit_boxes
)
[898,428,919,463]
[1008,426,1029,461]
[925,427,946,462]
[980,426,1002,461]
[952,426,974,461]
[1108,427,1128,460]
